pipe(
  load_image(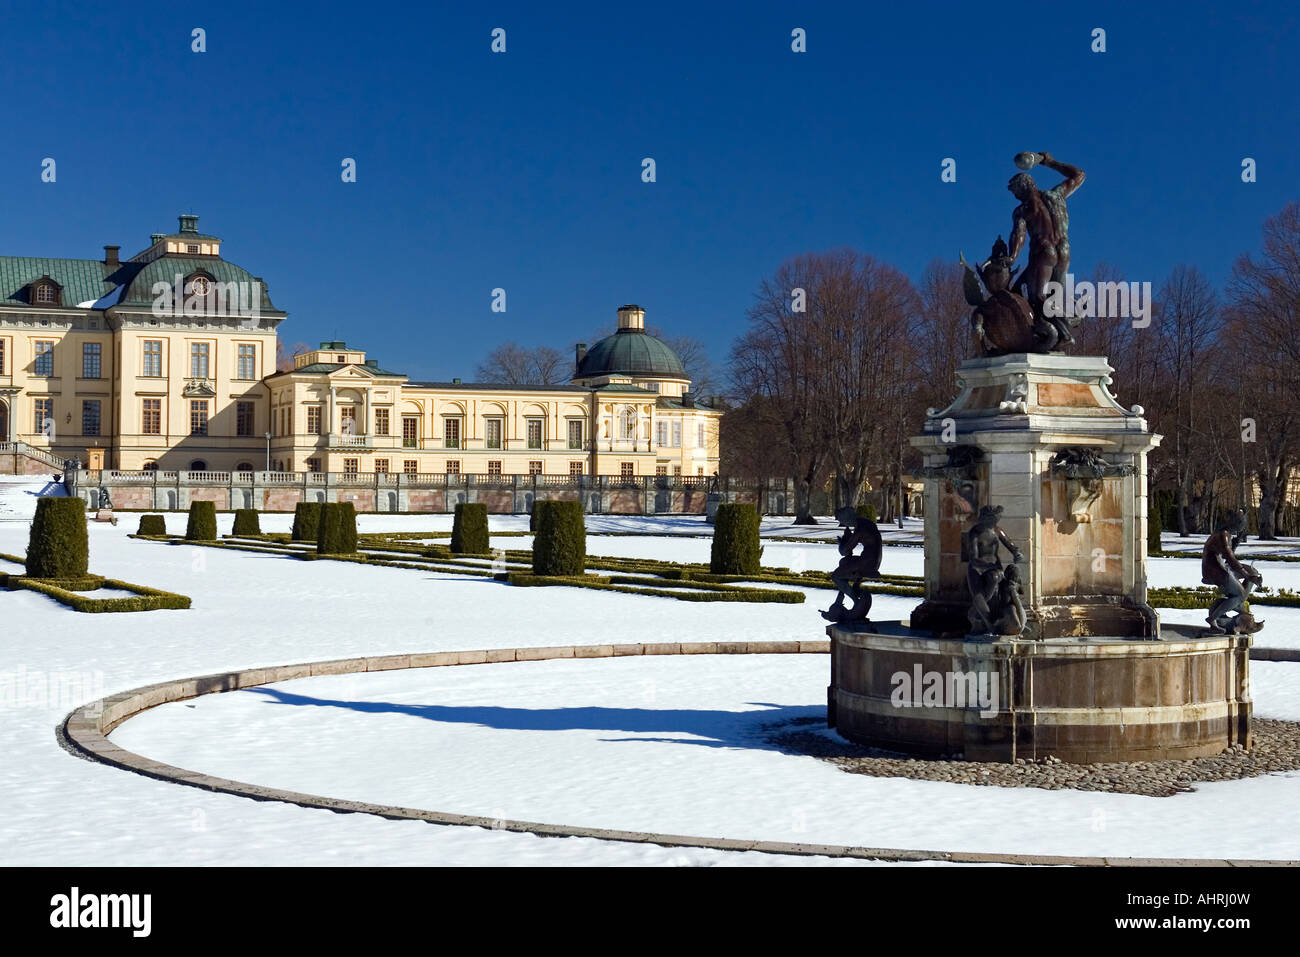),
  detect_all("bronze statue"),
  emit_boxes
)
[821,506,883,623]
[961,237,1044,354]
[1202,509,1264,635]
[1007,151,1085,346]
[966,505,1026,636]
